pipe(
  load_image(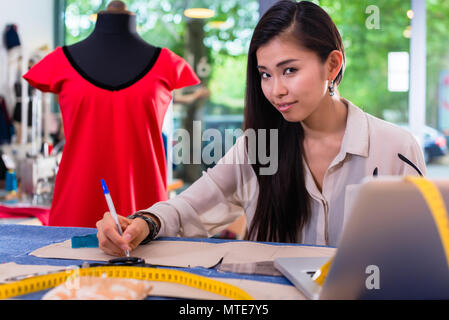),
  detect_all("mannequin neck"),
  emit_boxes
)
[65,11,157,88]
[93,13,137,35]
